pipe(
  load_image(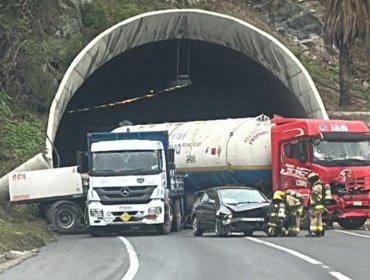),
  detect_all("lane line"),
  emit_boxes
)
[246,237,321,265]
[246,237,352,280]
[333,230,370,239]
[119,237,139,280]
[330,272,352,280]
